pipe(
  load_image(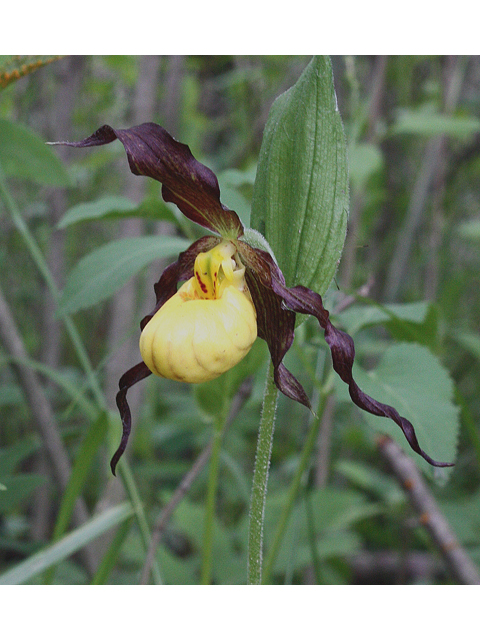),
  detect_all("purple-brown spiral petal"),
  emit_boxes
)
[273,283,453,468]
[237,242,453,468]
[113,361,152,475]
